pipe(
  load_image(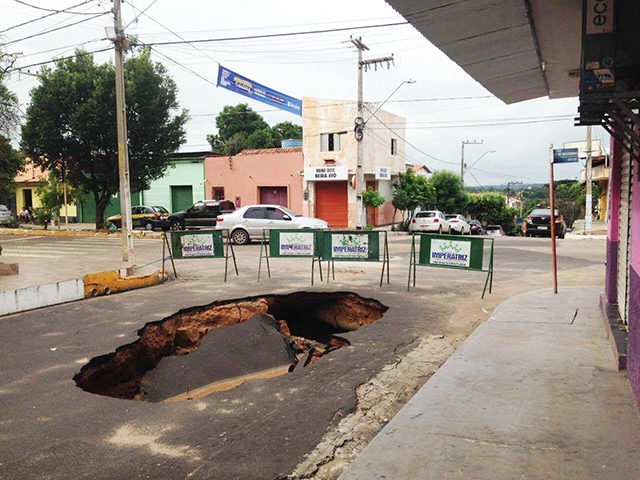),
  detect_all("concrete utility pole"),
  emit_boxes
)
[585,125,593,235]
[113,0,135,273]
[461,140,483,187]
[351,37,394,230]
